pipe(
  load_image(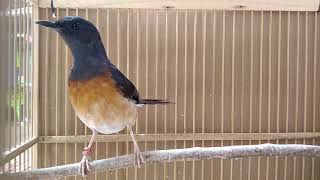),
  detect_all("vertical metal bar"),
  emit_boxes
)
[125,8,129,180]
[311,11,317,180]
[259,11,263,132]
[284,11,291,180]
[0,0,5,172]
[258,11,263,179]
[145,9,149,180]
[74,8,79,180]
[267,8,273,161]
[211,10,216,180]
[163,9,168,180]
[240,11,245,180]
[0,3,2,170]
[302,12,309,180]
[248,10,254,180]
[55,8,59,167]
[293,12,300,180]
[30,2,33,167]
[0,0,4,171]
[220,10,226,180]
[25,1,30,170]
[201,10,207,180]
[64,7,69,178]
[0,0,4,168]
[44,8,49,169]
[183,9,188,180]
[23,0,26,171]
[125,9,129,77]
[105,8,110,180]
[164,11,168,133]
[173,9,178,180]
[28,2,32,169]
[31,1,39,170]
[13,2,18,165]
[95,8,100,180]
[28,1,32,170]
[94,8,99,180]
[20,1,24,171]
[116,9,119,80]
[26,2,29,164]
[7,0,12,172]
[18,0,22,171]
[26,4,30,167]
[275,11,282,180]
[230,10,236,180]
[192,10,197,180]
[154,9,159,180]
[13,0,17,171]
[84,8,89,147]
[135,9,140,180]
[155,10,159,134]
[22,0,27,170]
